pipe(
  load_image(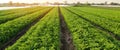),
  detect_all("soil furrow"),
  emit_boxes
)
[58,7,75,50]
[65,8,120,41]
[0,7,54,50]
